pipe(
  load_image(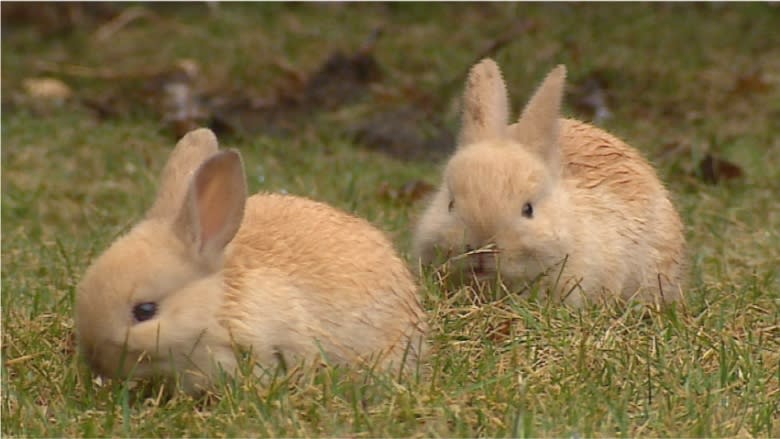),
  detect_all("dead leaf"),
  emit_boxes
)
[400,179,435,202]
[23,77,72,102]
[733,70,771,95]
[697,153,744,184]
[376,181,399,201]
[377,179,435,205]
[487,318,517,343]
